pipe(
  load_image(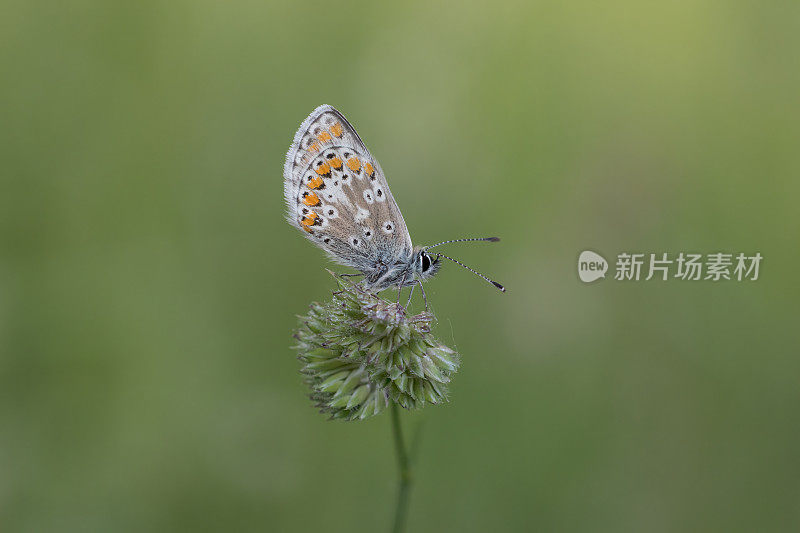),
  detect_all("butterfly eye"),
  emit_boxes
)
[421,253,431,272]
